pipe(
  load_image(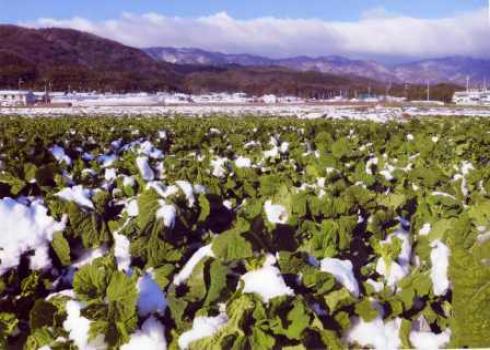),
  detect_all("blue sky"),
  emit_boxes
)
[0,0,486,22]
[1,0,488,60]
